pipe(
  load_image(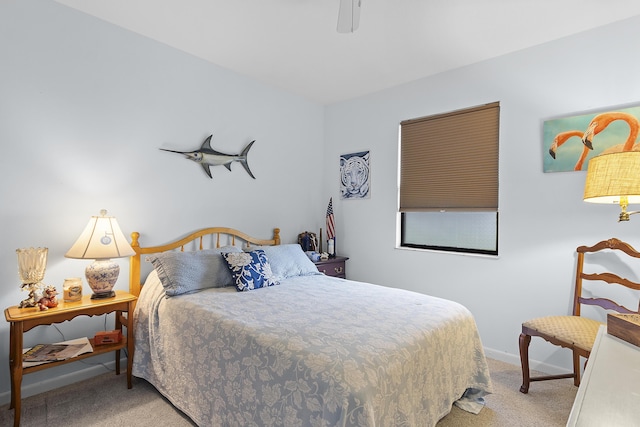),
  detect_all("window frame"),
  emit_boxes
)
[399,211,499,256]
[398,102,500,256]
